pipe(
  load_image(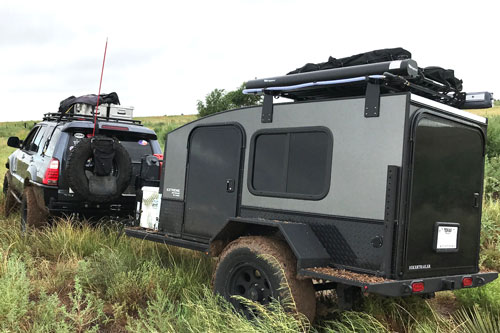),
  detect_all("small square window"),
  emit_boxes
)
[250,127,332,200]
